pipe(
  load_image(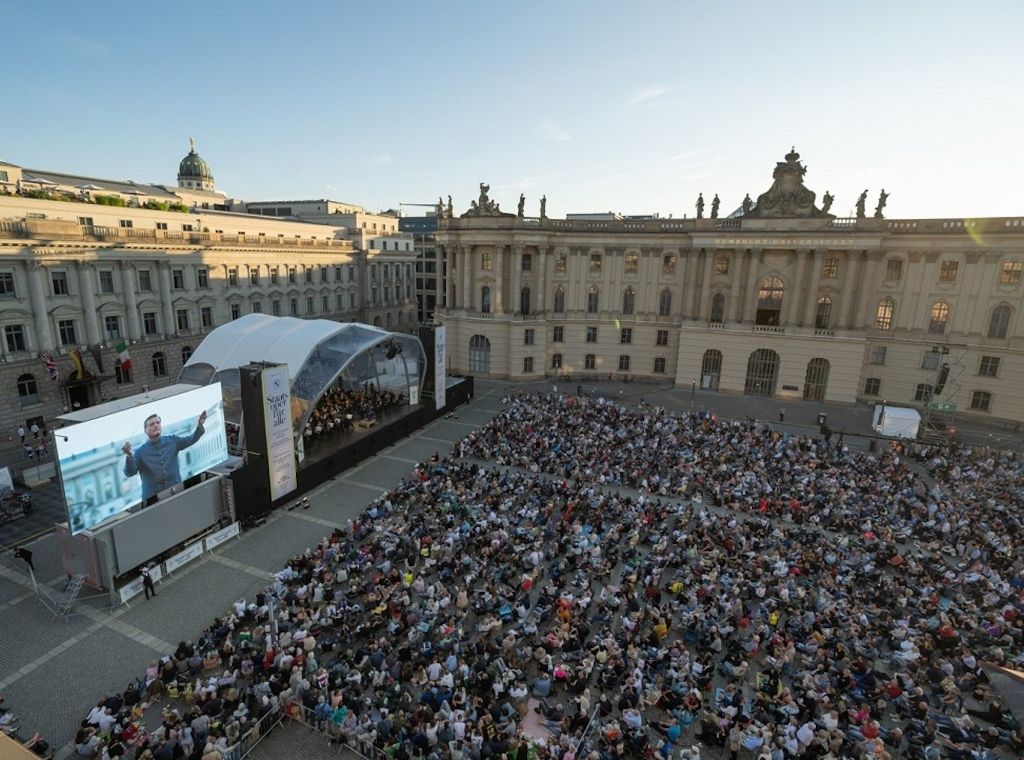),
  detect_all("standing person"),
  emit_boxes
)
[17,425,25,444]
[122,410,207,503]
[30,422,40,440]
[141,564,157,600]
